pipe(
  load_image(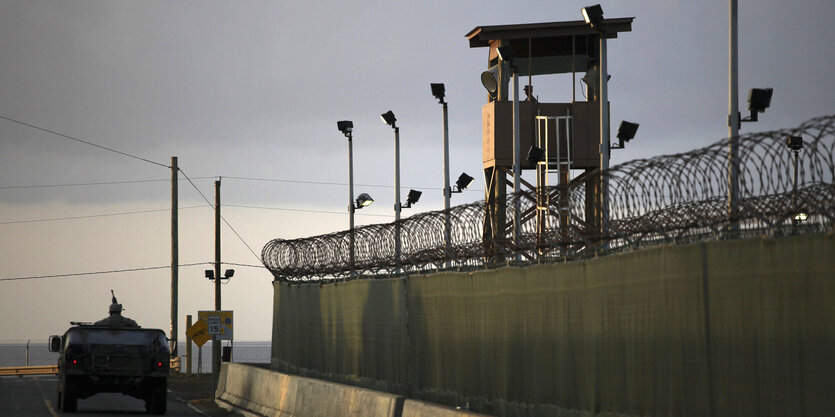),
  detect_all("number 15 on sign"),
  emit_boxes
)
[207,316,221,335]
